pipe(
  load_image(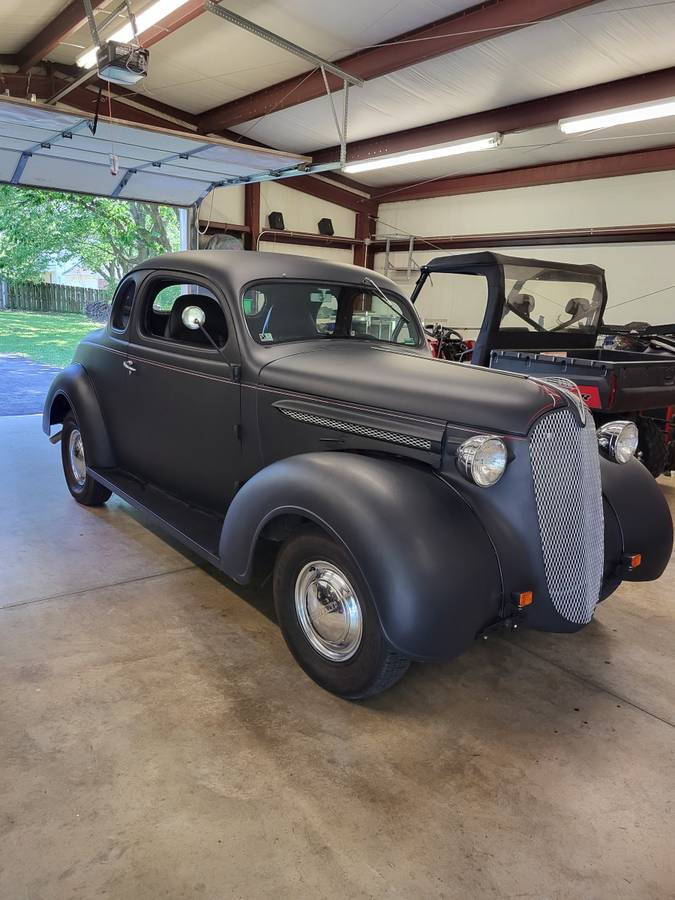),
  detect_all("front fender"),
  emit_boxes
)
[218,453,503,661]
[42,363,115,468]
[600,456,673,581]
